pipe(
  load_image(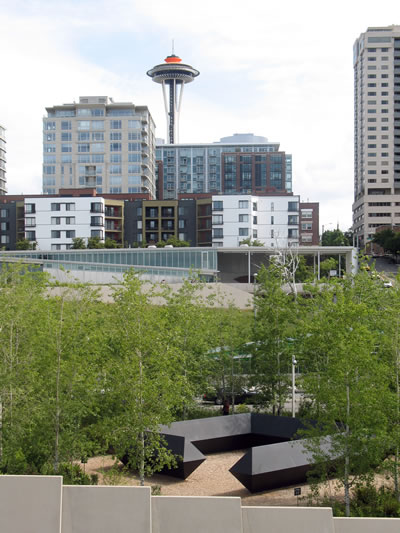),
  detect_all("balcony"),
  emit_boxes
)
[105,206,122,217]
[91,203,104,213]
[105,221,122,231]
